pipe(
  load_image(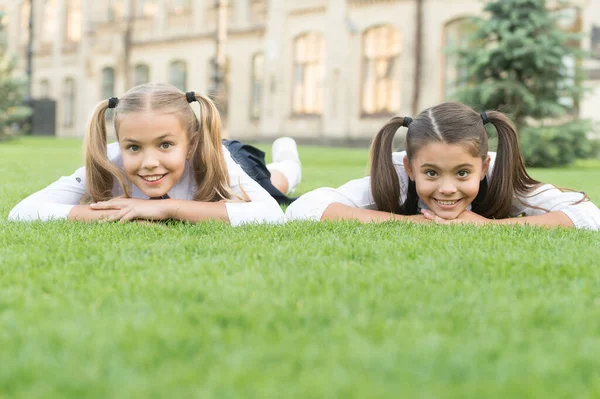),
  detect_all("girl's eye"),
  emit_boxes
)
[159,142,172,150]
[457,170,470,178]
[424,170,437,177]
[127,145,140,152]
